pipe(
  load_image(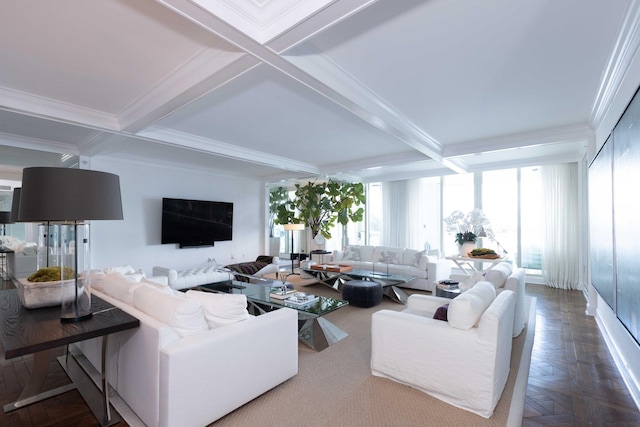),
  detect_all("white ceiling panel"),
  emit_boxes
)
[0,0,220,114]
[0,0,635,183]
[150,63,418,167]
[298,0,629,145]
